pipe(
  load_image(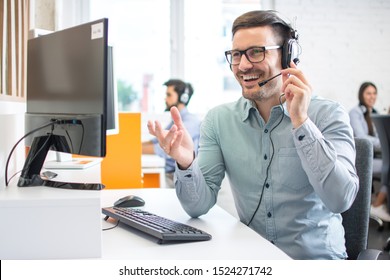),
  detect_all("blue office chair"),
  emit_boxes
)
[371,115,390,251]
[341,138,382,259]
